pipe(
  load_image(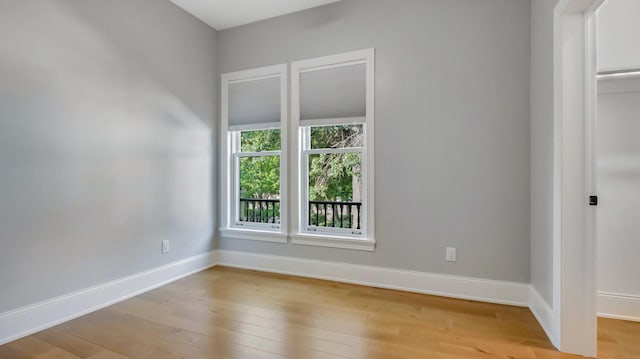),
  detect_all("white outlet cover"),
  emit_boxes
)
[446,247,456,262]
[162,240,170,254]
